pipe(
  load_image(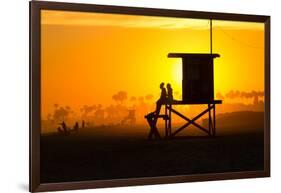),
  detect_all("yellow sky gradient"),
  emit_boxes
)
[41,10,264,119]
